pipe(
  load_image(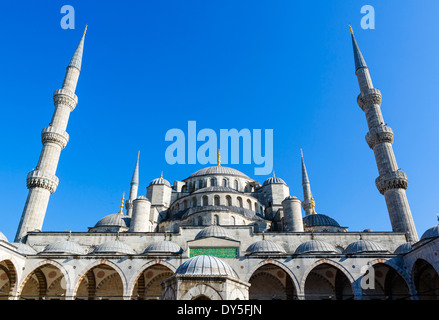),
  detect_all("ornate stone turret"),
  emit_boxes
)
[125,151,140,217]
[350,26,418,242]
[15,27,87,242]
[301,149,315,216]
